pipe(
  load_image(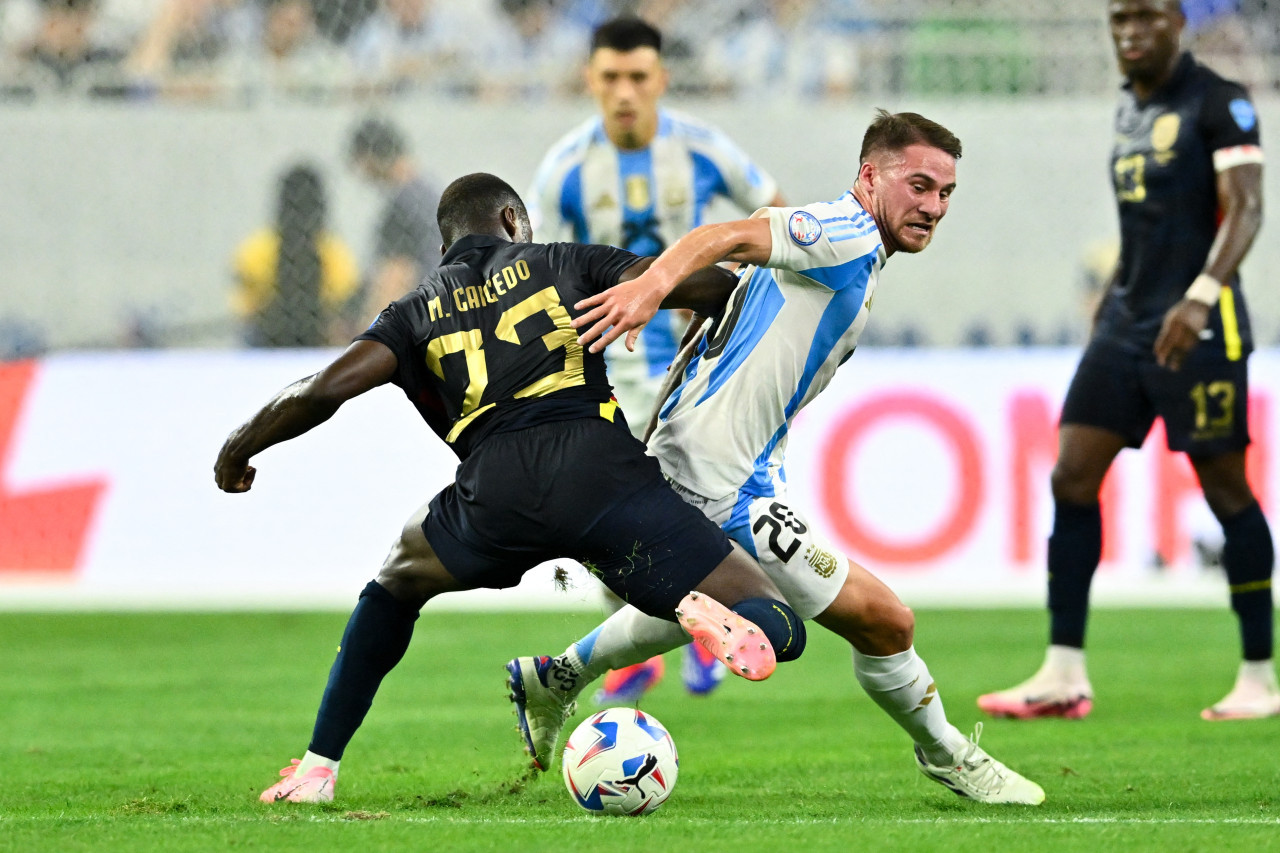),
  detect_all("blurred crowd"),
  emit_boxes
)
[1,0,1277,104]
